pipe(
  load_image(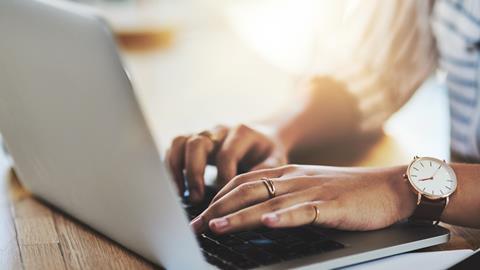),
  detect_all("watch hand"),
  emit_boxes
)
[418,166,442,182]
[419,176,434,181]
